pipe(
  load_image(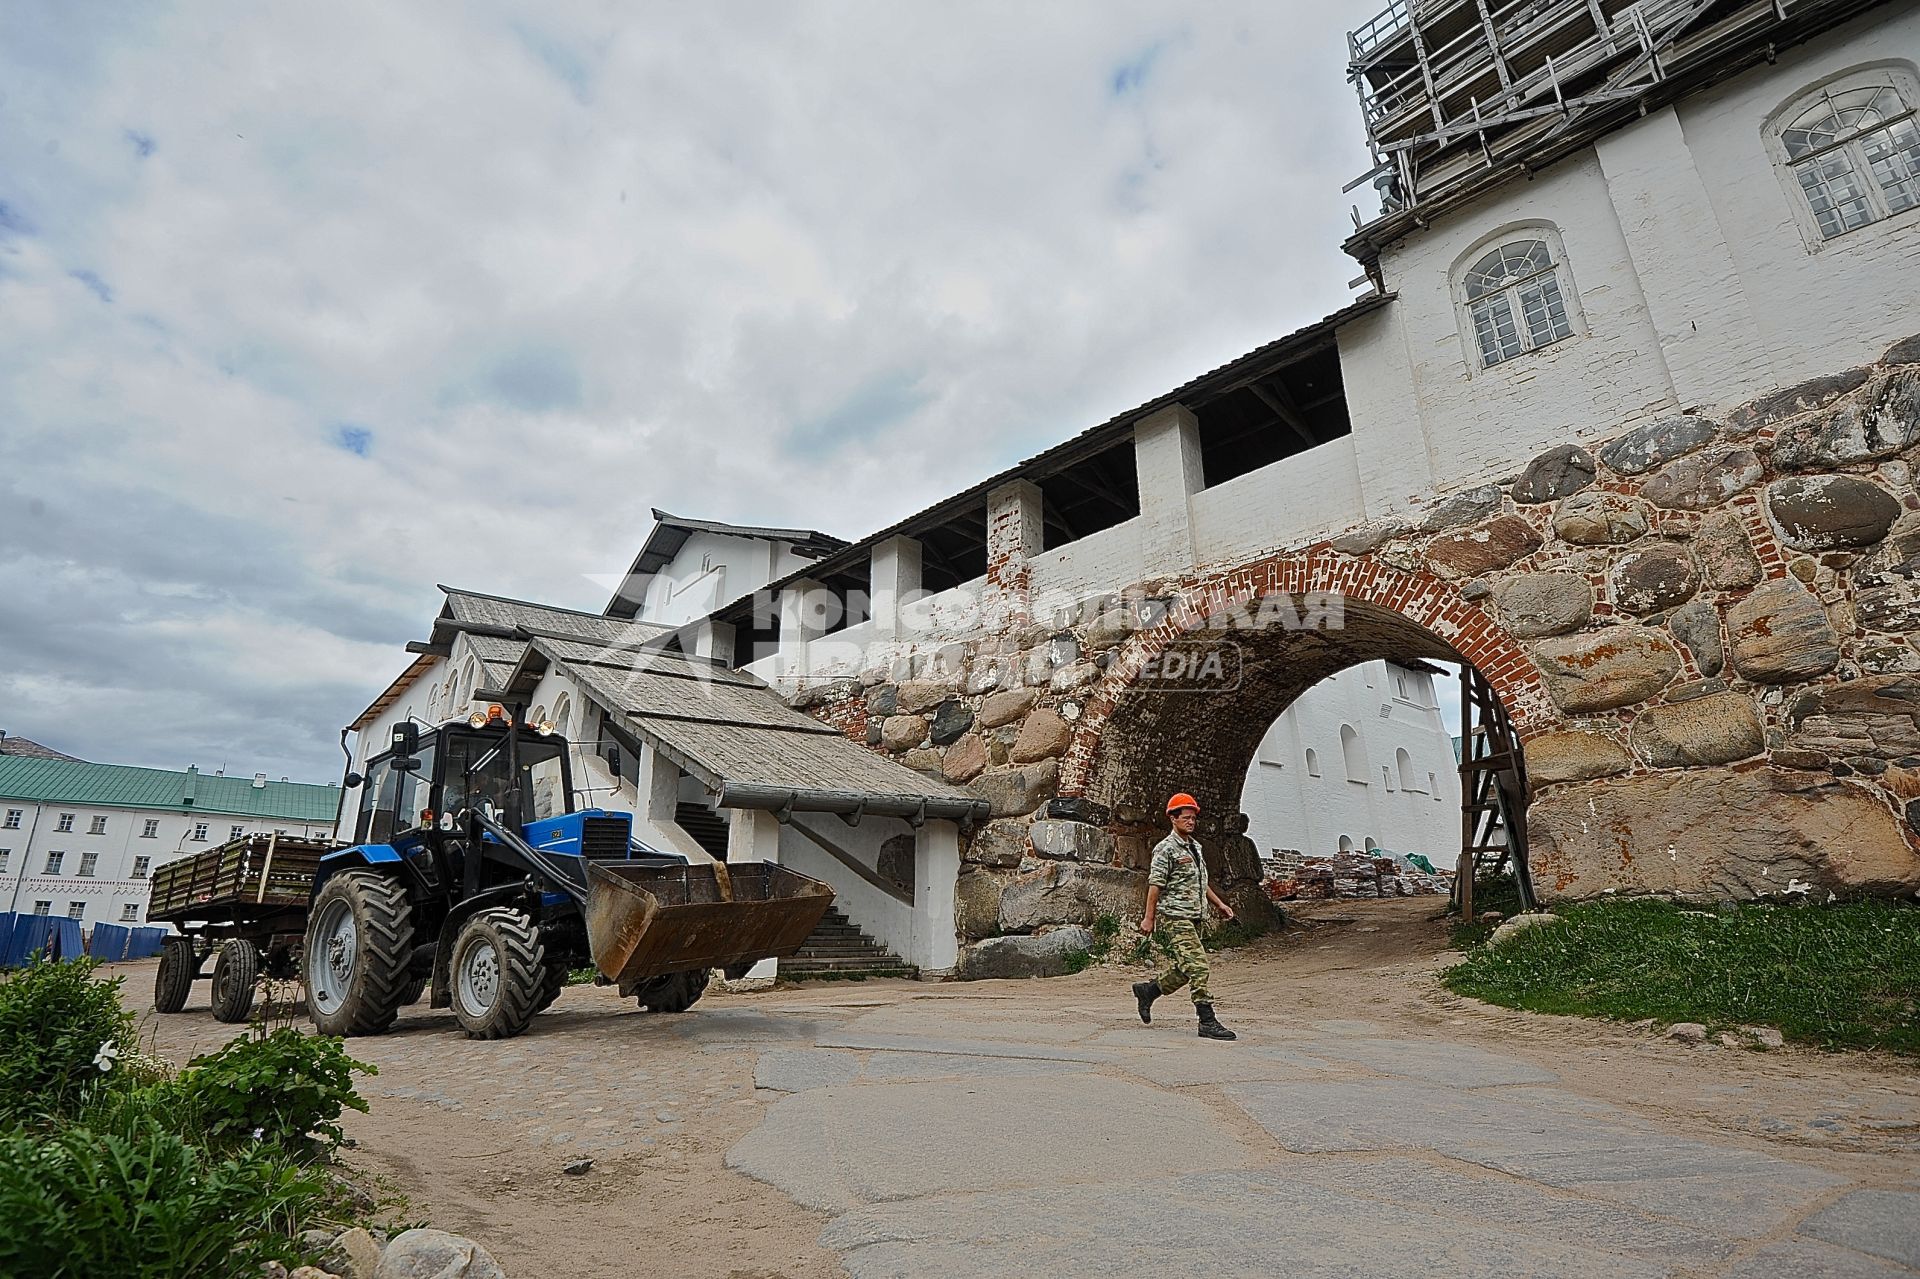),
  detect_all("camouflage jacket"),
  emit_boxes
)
[1147,833,1208,920]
